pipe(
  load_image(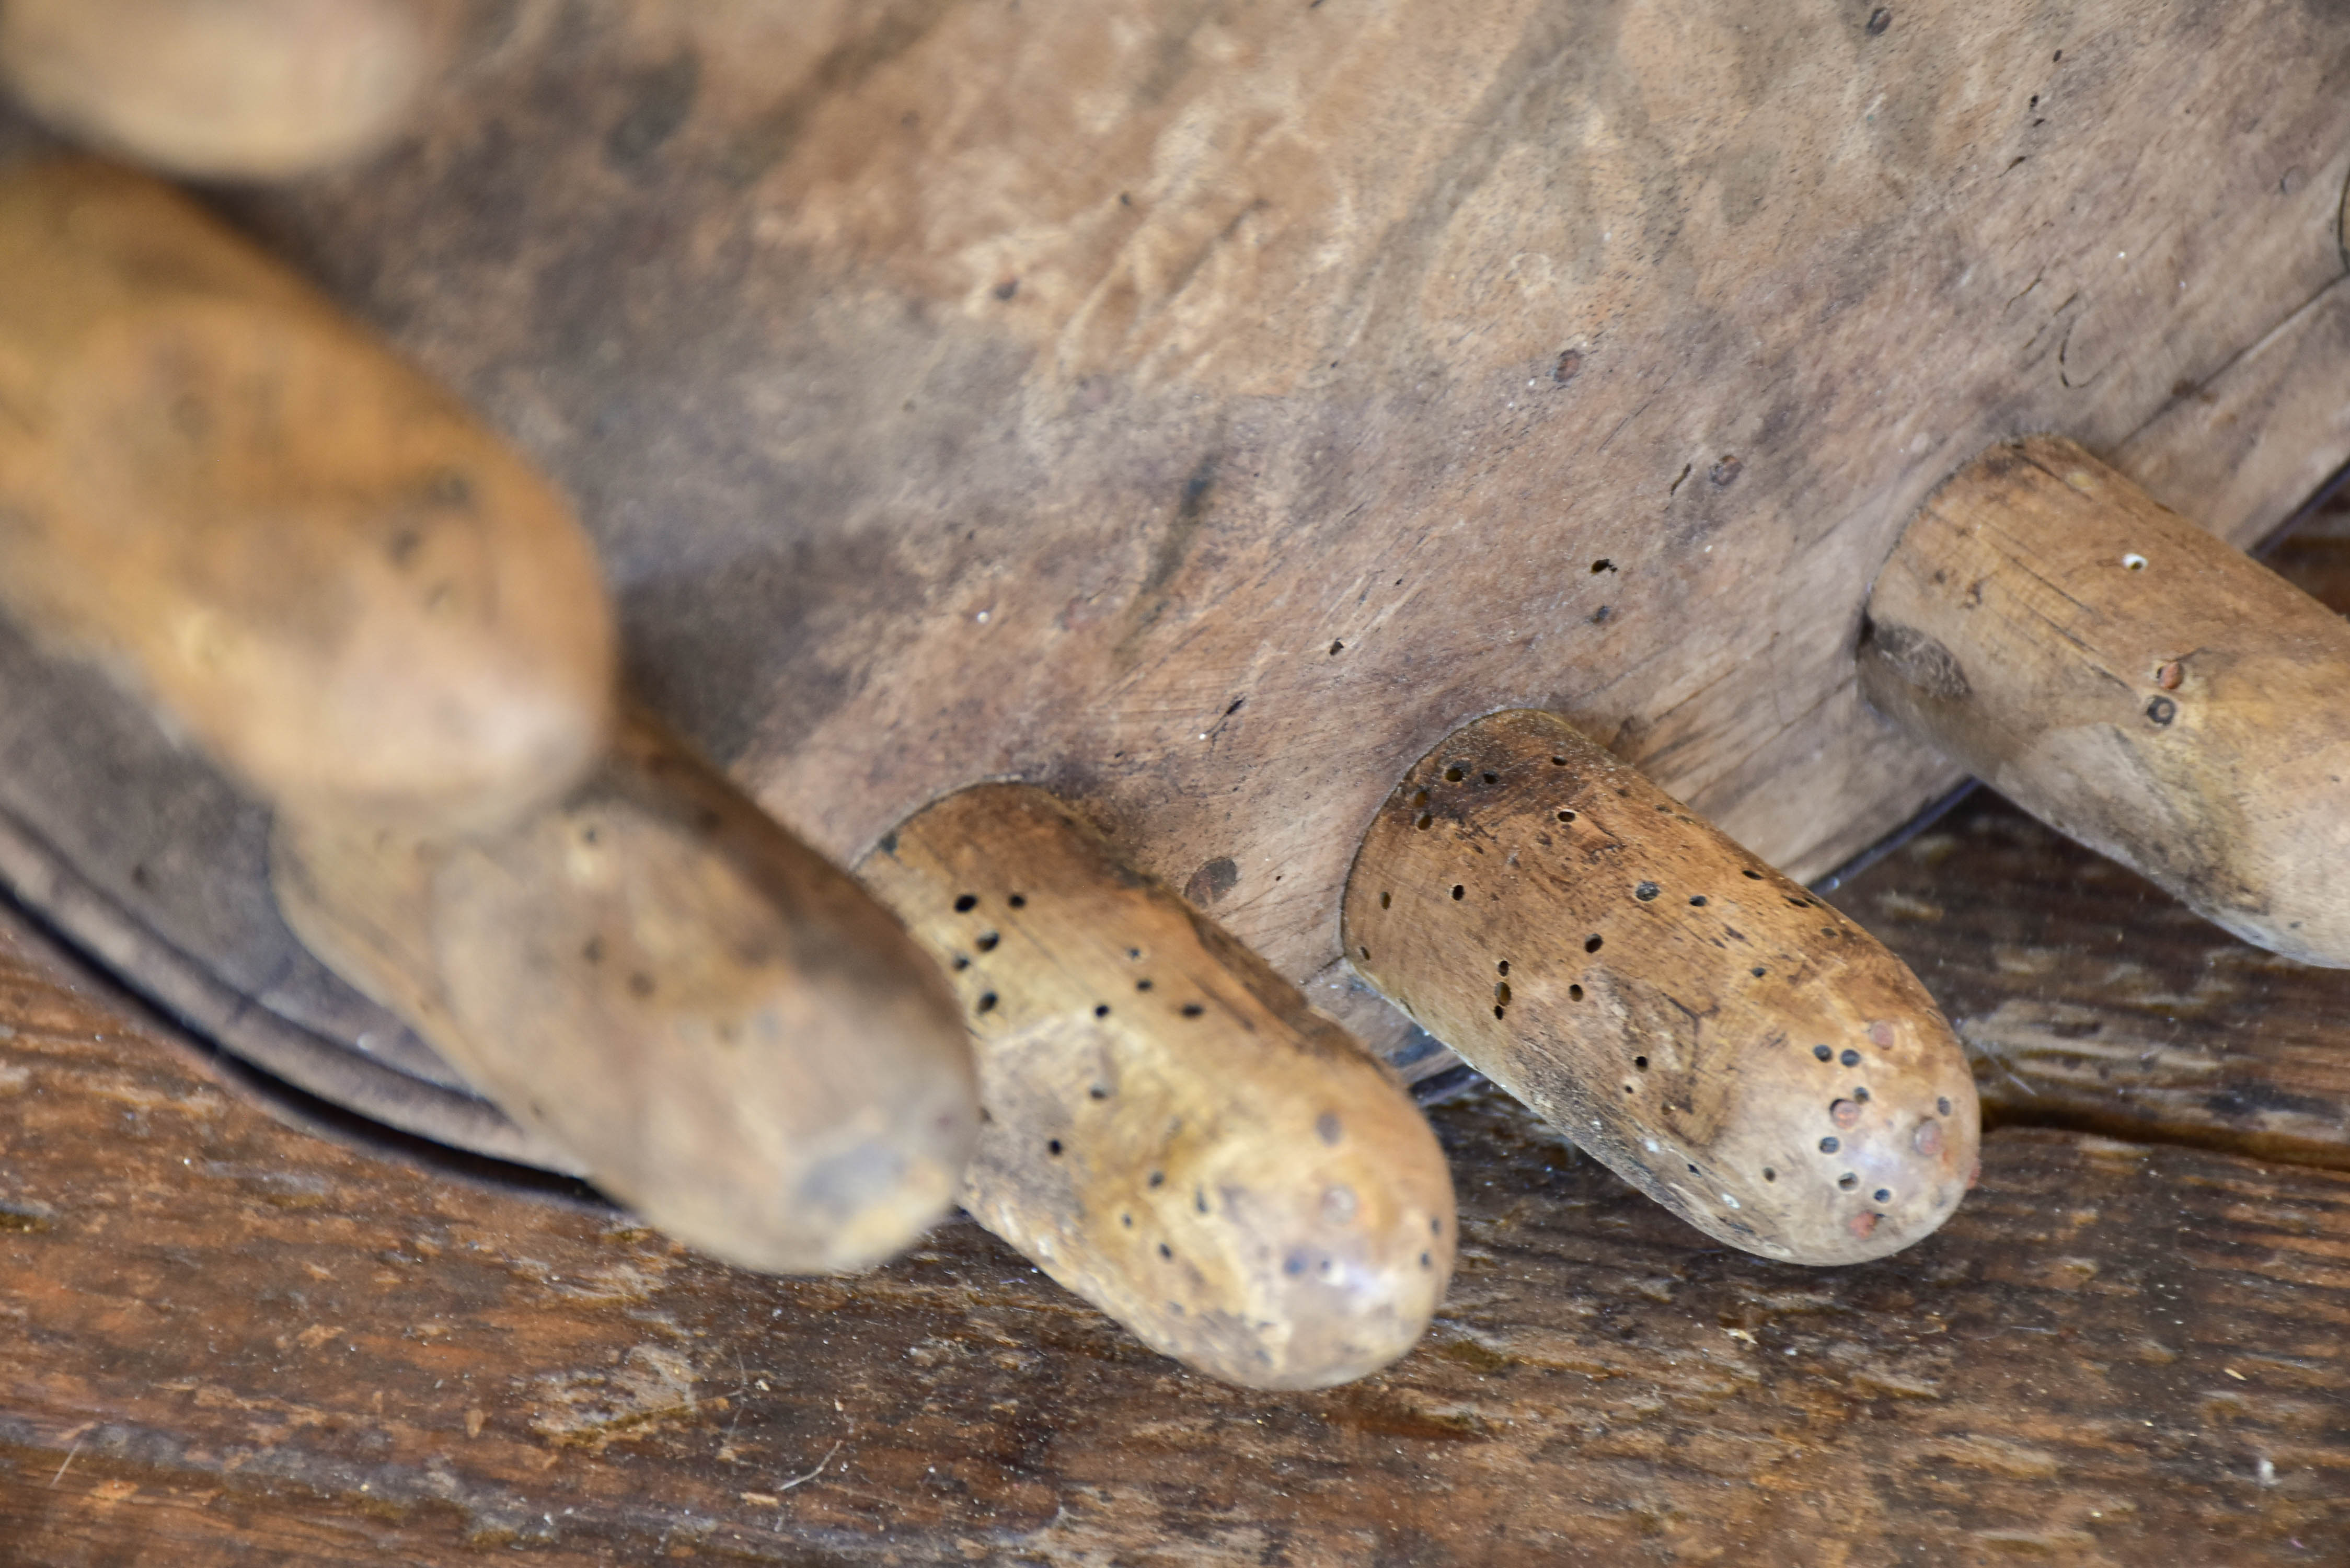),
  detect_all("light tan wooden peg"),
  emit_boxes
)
[0,159,613,836]
[1,0,450,180]
[273,716,979,1276]
[1863,436,2350,967]
[859,785,1456,1390]
[1343,711,1978,1266]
